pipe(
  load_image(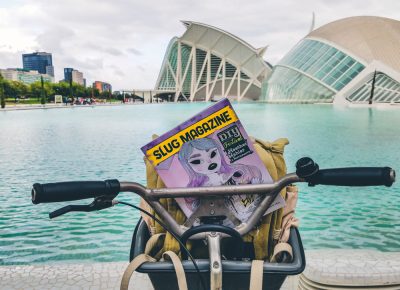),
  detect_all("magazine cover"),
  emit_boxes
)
[141,98,285,224]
